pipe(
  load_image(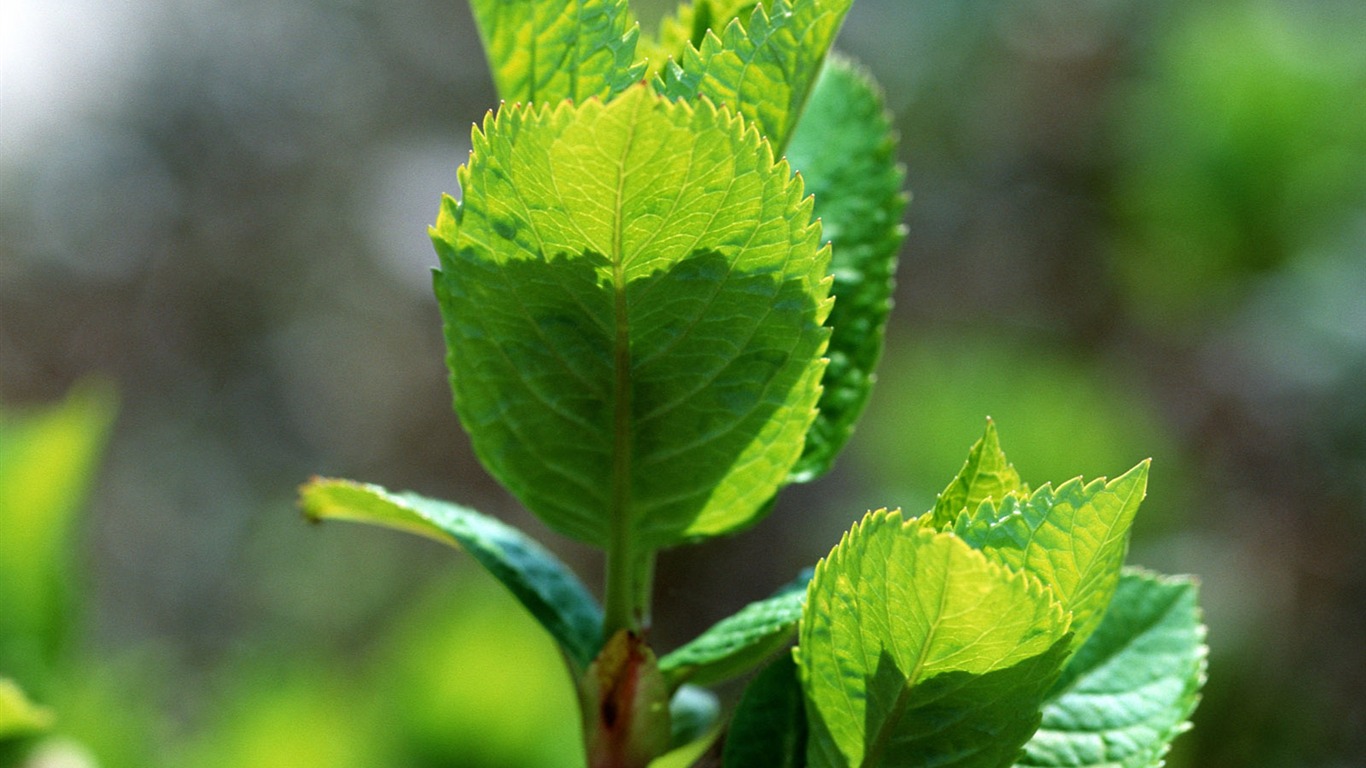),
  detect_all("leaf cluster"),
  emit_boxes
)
[298,1,1204,766]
